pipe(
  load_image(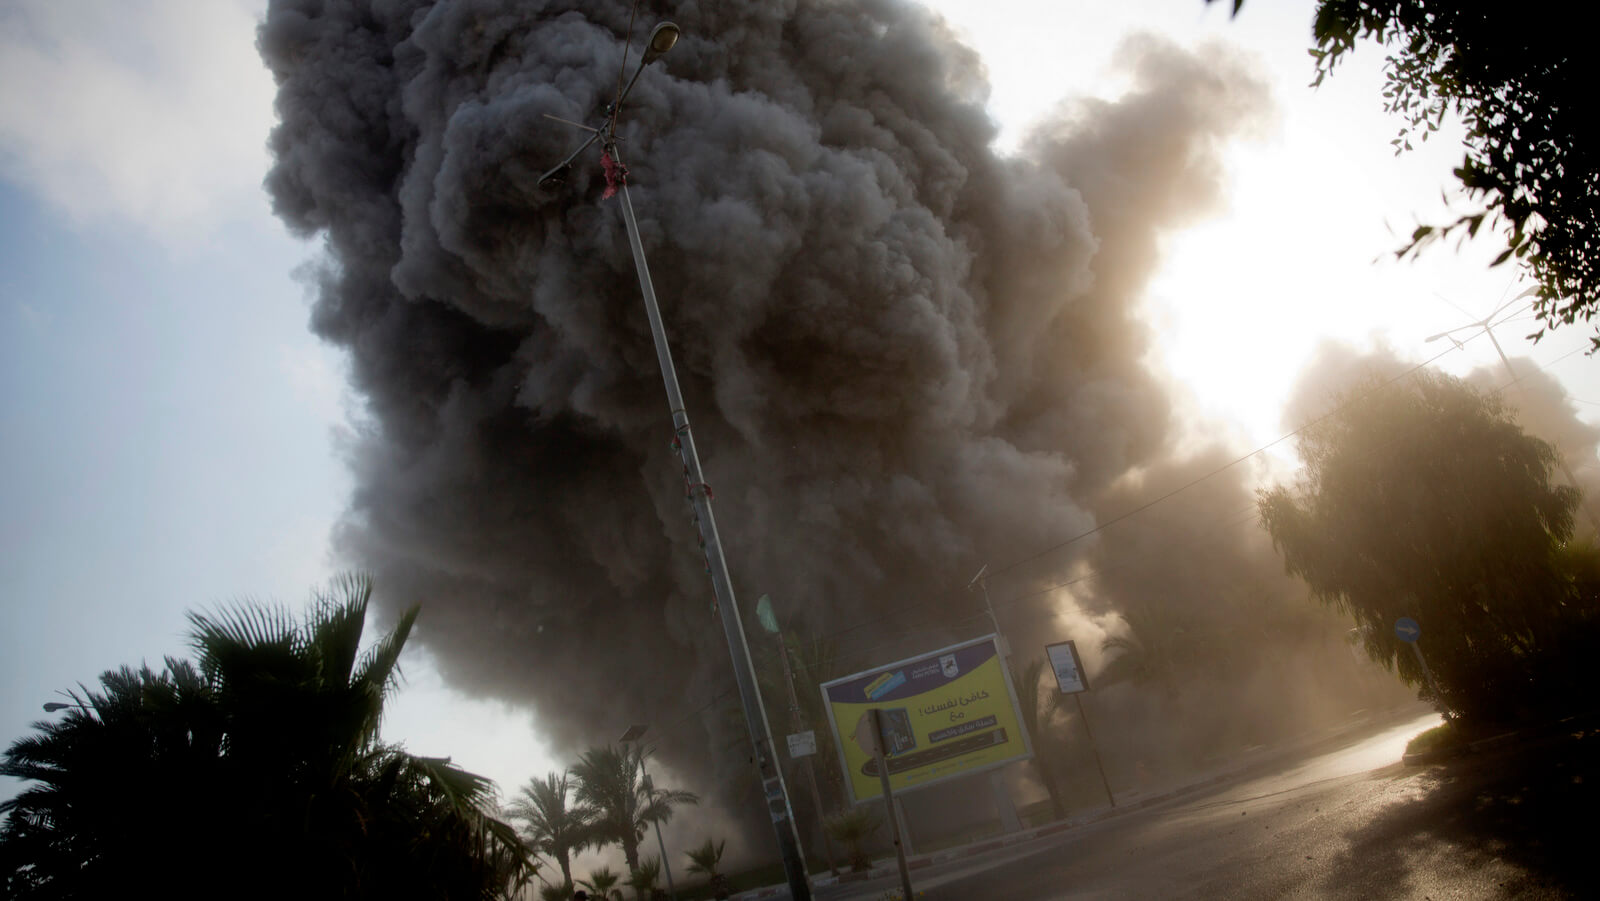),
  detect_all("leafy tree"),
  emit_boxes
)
[508,770,595,889]
[1208,0,1600,347]
[570,745,697,875]
[0,574,533,900]
[1258,370,1589,722]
